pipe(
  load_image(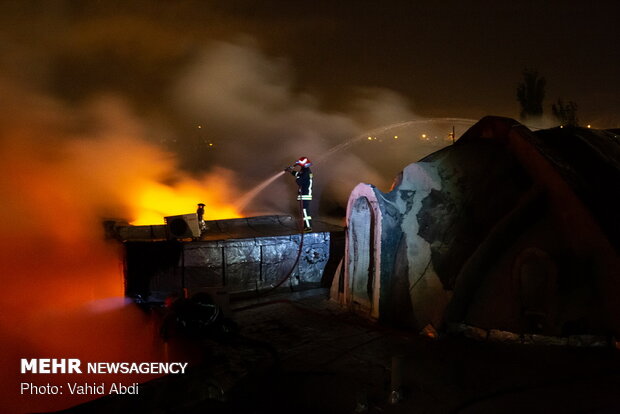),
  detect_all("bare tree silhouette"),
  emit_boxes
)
[517,68,546,120]
[551,99,579,126]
